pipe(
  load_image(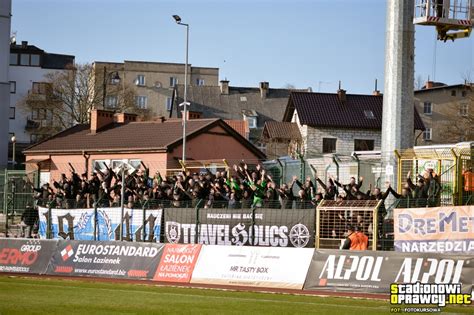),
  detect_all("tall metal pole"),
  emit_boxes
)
[120,165,125,241]
[12,140,15,170]
[182,23,189,163]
